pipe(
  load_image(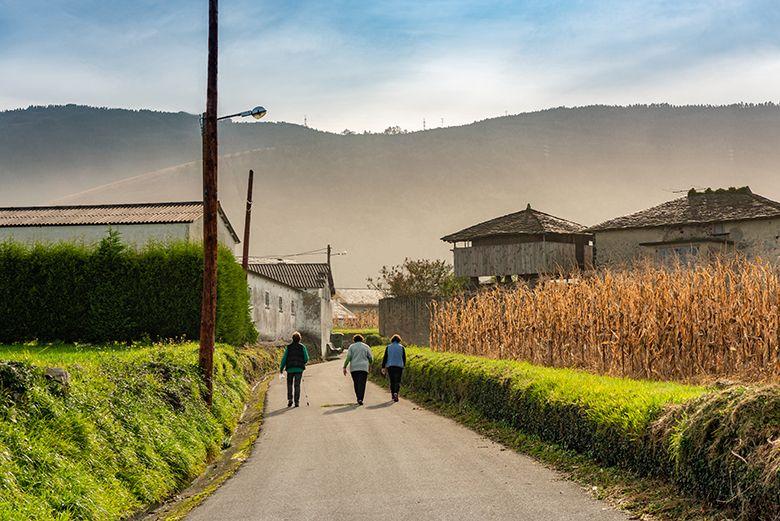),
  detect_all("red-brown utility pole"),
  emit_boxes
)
[242,169,254,271]
[199,0,219,406]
